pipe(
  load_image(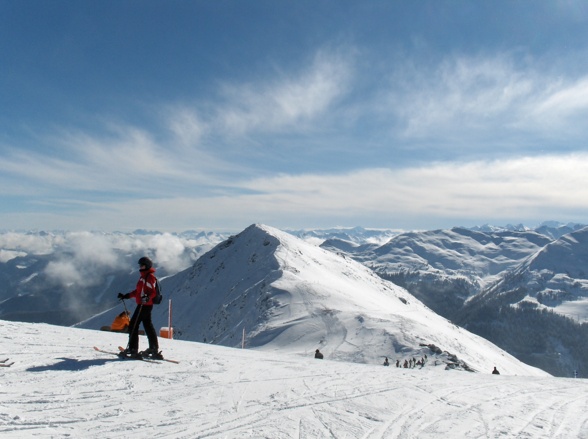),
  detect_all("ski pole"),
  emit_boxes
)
[125,304,143,351]
[120,296,130,315]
